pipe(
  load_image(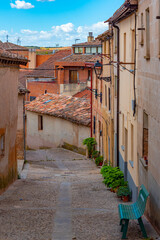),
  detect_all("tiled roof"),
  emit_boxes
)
[26,93,91,126]
[96,30,111,40]
[0,42,28,64]
[105,0,138,24]
[3,42,28,51]
[18,81,29,94]
[18,70,30,94]
[27,49,71,78]
[72,39,101,47]
[57,54,101,64]
[18,70,31,88]
[73,88,91,100]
